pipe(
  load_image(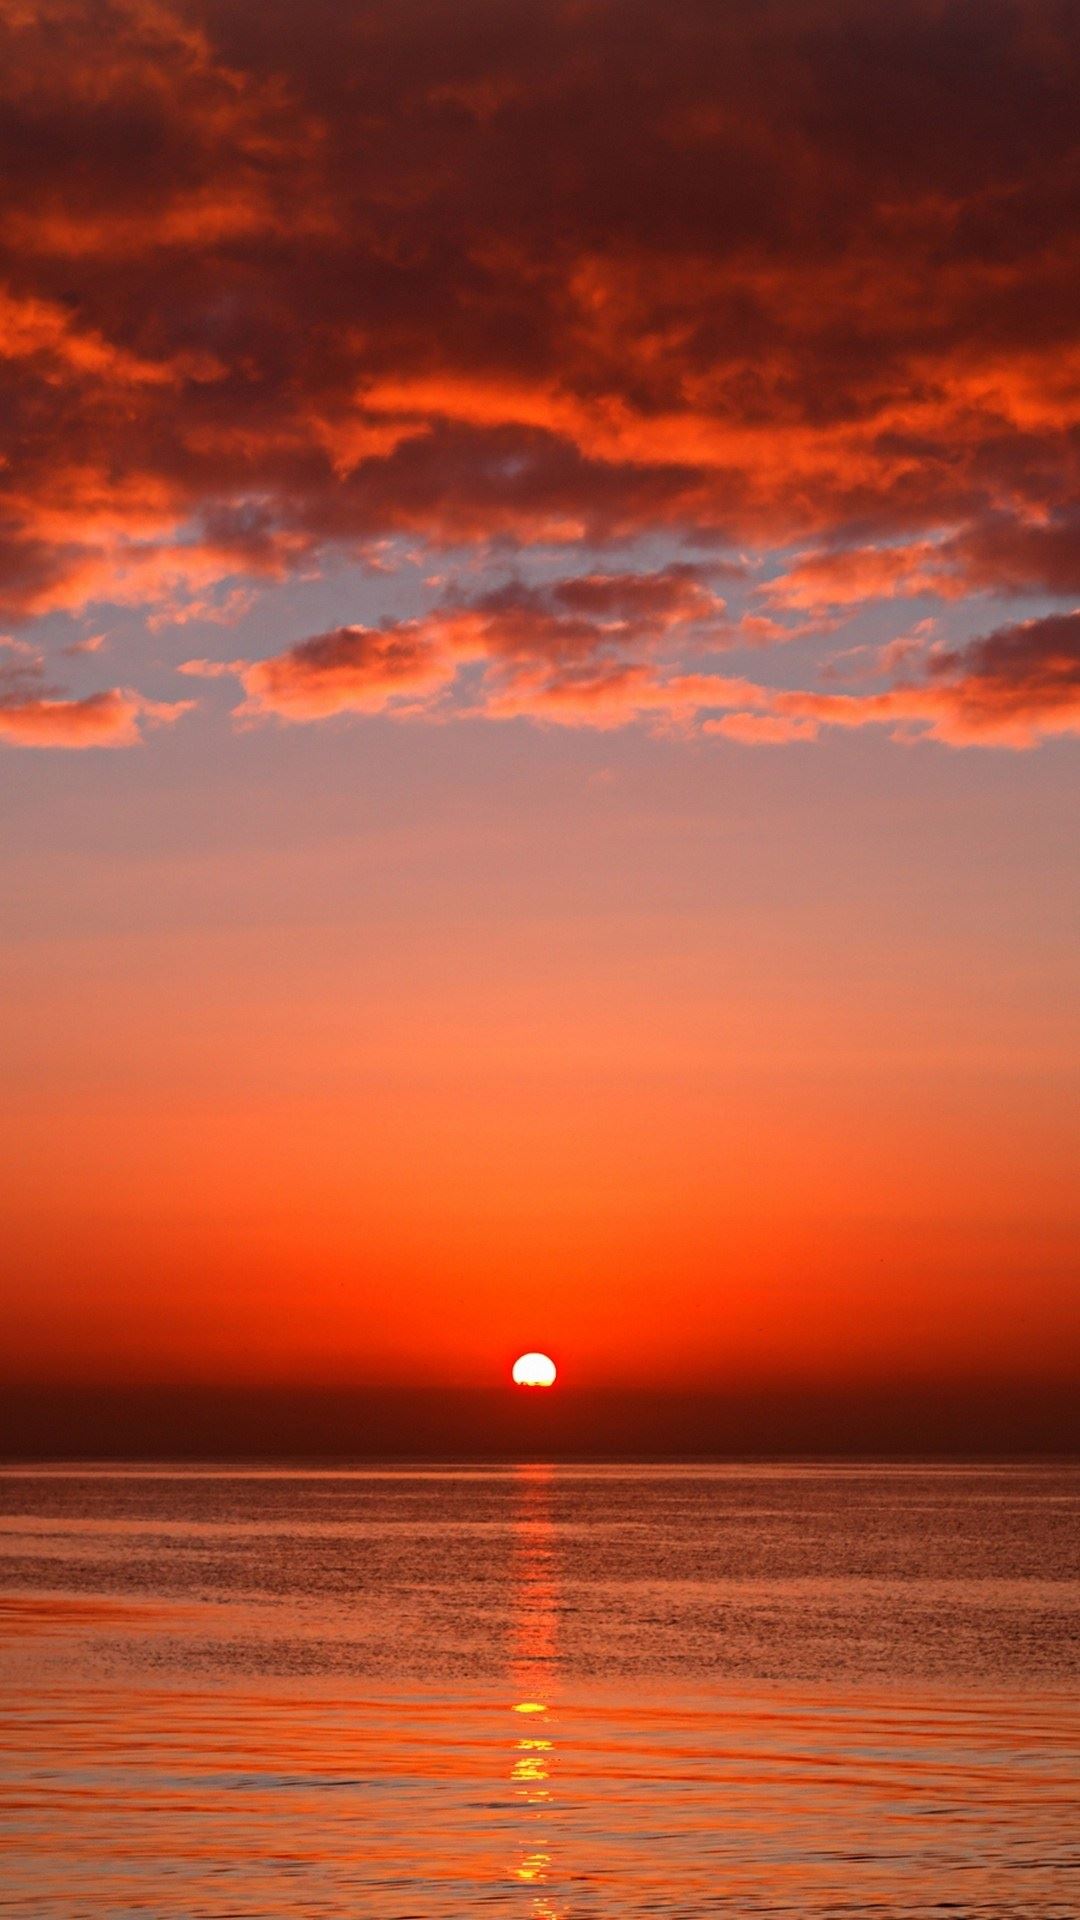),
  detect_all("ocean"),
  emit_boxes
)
[1,1462,1076,1916]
